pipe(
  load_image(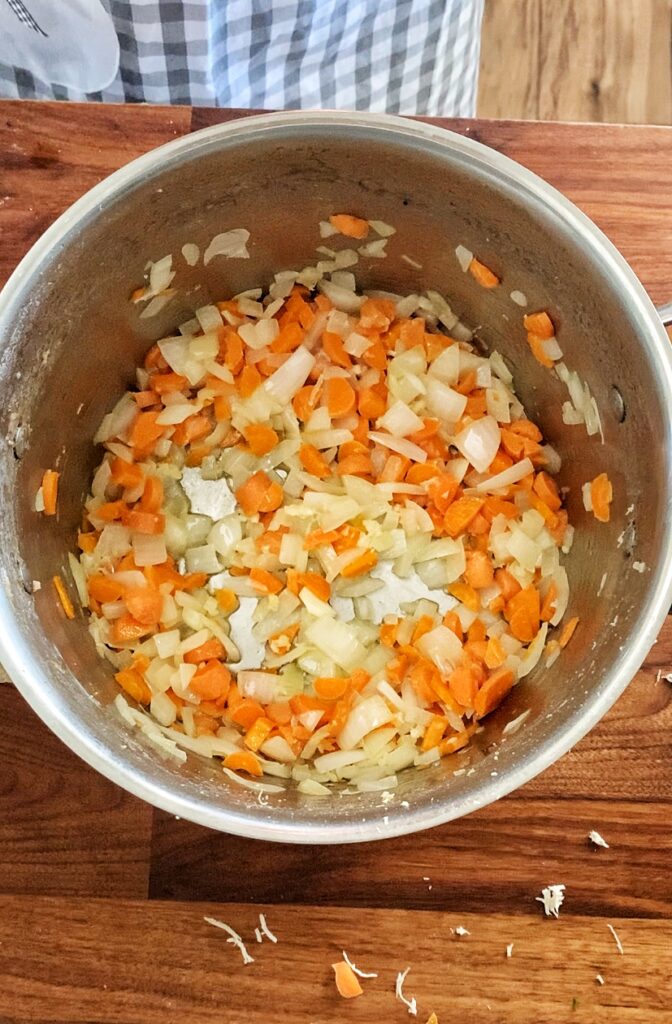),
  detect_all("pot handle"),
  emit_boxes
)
[658,301,672,327]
